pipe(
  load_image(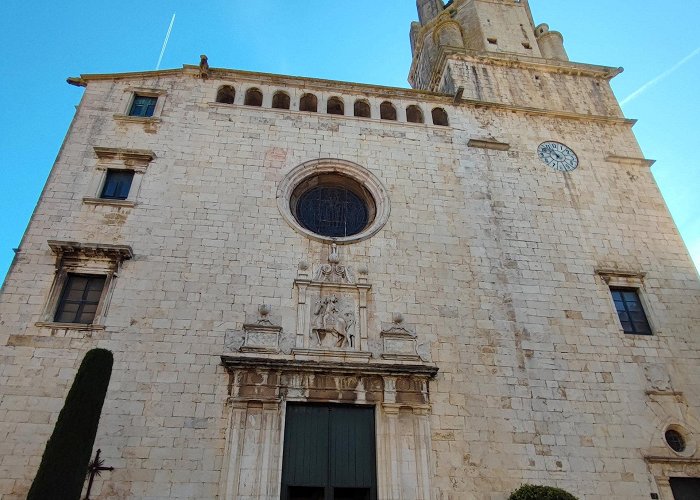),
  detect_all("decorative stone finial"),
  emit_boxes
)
[328,243,340,264]
[392,312,404,324]
[258,304,271,318]
[358,264,369,276]
[298,261,309,271]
